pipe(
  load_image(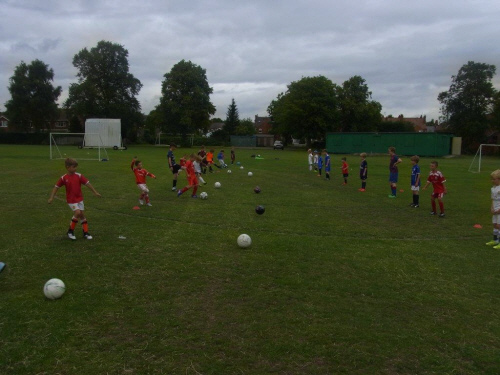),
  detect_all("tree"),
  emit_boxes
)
[234,117,255,135]
[158,60,215,142]
[5,59,62,132]
[64,40,143,140]
[224,98,240,137]
[268,76,339,147]
[338,75,382,132]
[438,61,497,152]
